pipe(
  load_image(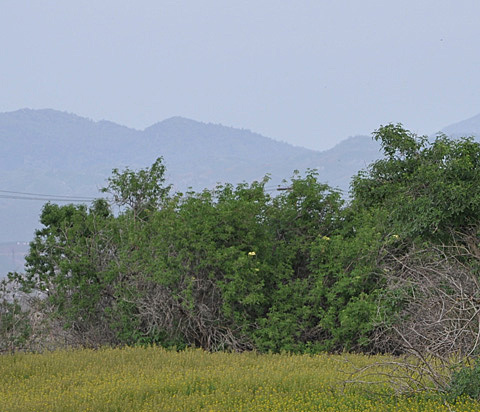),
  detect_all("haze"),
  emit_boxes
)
[1,0,479,151]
